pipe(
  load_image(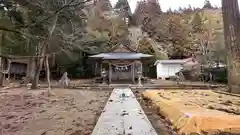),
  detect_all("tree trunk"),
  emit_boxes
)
[25,57,36,85]
[31,14,58,90]
[0,31,4,87]
[45,56,52,96]
[222,0,240,93]
[24,38,36,84]
[31,44,47,89]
